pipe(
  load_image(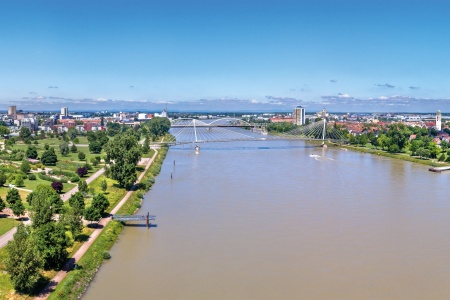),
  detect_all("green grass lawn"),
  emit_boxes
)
[85,175,127,212]
[0,188,30,202]
[141,149,155,158]
[0,218,20,236]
